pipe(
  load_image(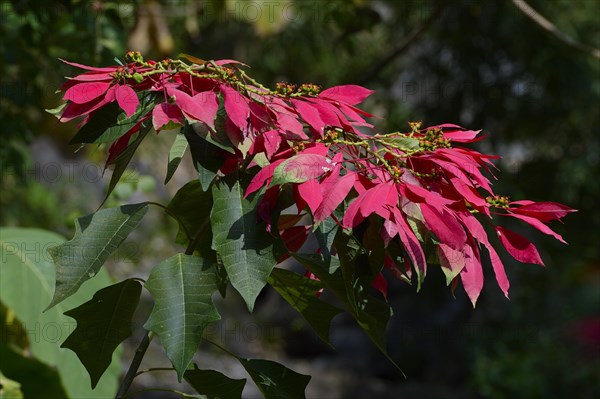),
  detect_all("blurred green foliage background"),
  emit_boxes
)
[1,0,598,398]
